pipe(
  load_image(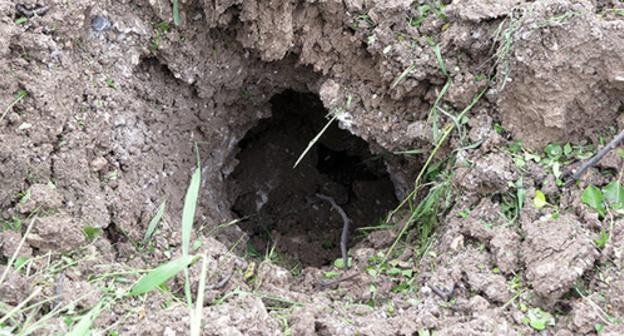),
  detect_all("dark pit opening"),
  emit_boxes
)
[229,90,398,270]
